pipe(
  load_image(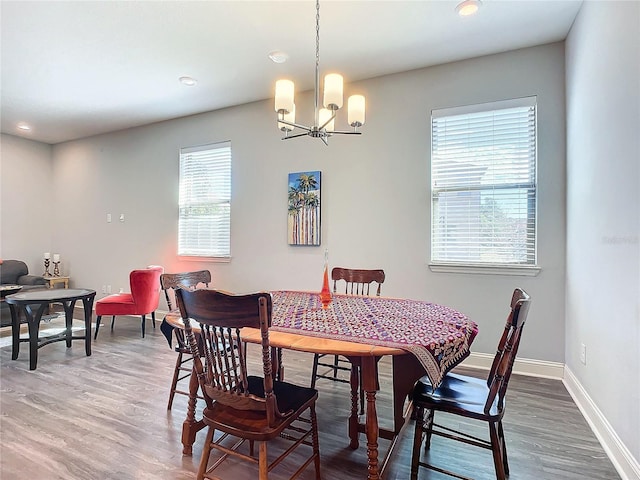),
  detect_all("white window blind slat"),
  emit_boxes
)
[431,97,537,266]
[178,142,231,258]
